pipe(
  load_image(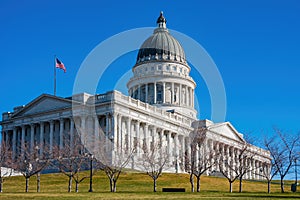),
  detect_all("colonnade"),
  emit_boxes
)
[129,82,194,107]
[191,139,269,180]
[1,113,269,179]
